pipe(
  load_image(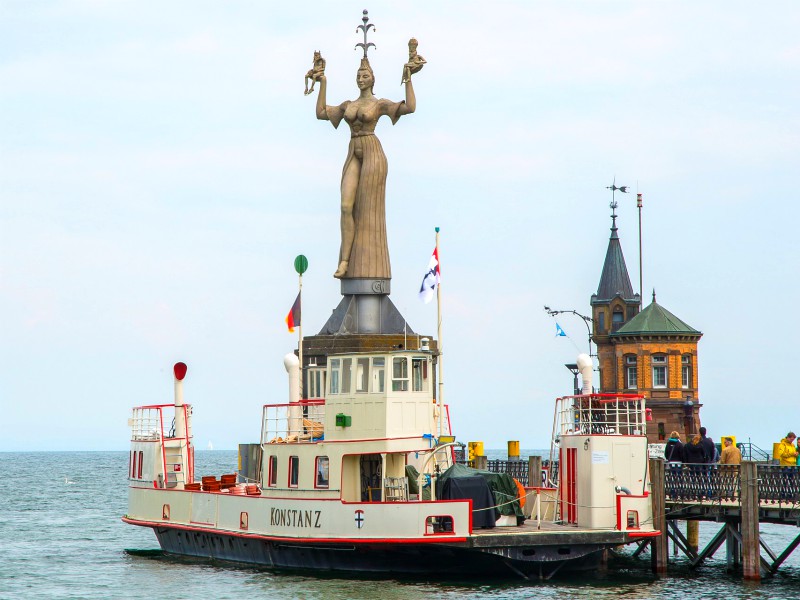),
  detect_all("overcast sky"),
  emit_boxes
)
[2,1,798,452]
